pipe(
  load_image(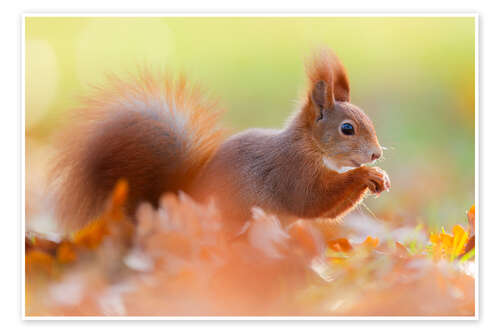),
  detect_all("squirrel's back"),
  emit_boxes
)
[51,72,224,231]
